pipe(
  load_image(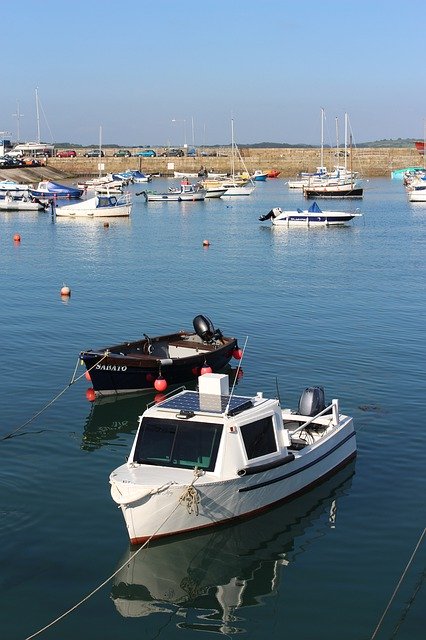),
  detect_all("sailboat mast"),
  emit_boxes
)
[35,87,41,143]
[231,118,235,179]
[99,125,102,177]
[344,112,348,174]
[320,107,324,169]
